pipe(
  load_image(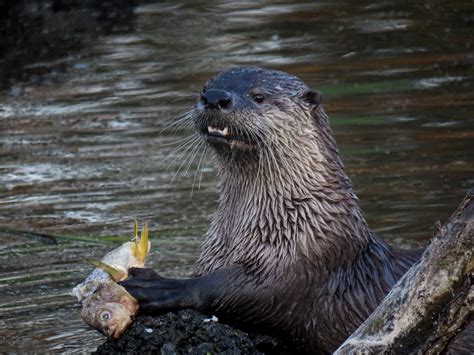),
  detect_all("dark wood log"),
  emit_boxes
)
[335,192,473,354]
